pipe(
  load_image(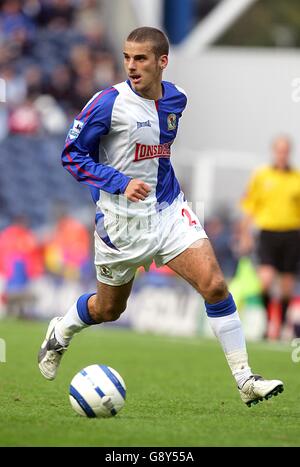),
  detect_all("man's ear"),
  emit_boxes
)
[159,55,168,70]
